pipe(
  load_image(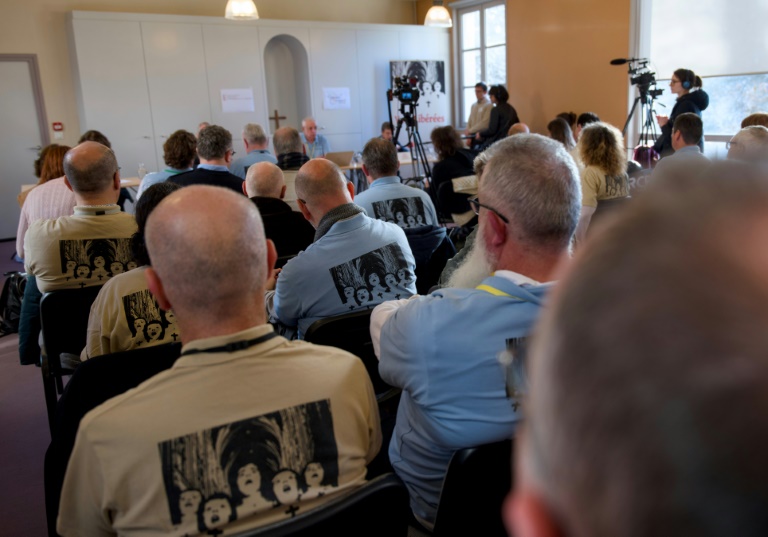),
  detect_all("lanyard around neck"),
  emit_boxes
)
[181,331,278,356]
